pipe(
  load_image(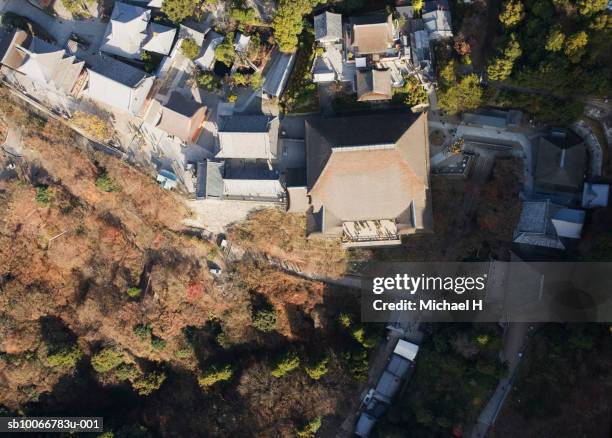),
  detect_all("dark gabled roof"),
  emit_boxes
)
[164,91,205,117]
[157,92,207,143]
[356,69,392,101]
[534,129,586,193]
[219,115,271,132]
[85,53,146,87]
[305,111,431,231]
[305,111,424,188]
